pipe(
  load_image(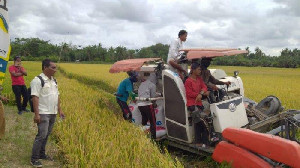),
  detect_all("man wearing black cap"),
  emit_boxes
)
[8,56,29,115]
[116,71,138,121]
[200,58,231,103]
